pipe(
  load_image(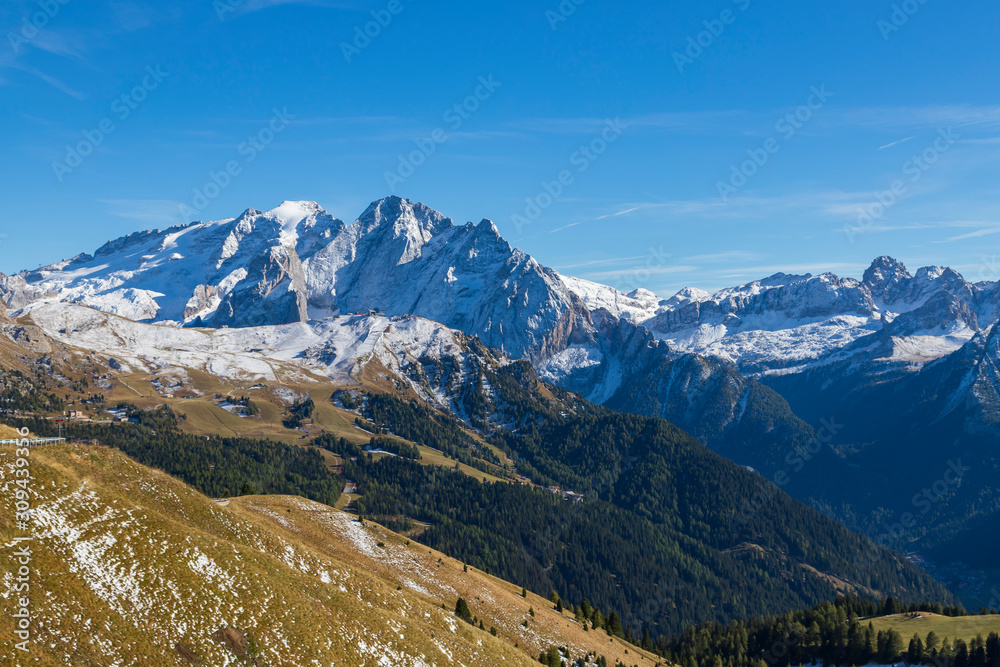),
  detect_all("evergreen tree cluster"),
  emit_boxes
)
[231,395,260,417]
[10,406,343,504]
[360,392,506,475]
[0,368,65,414]
[368,436,421,460]
[333,389,361,410]
[283,396,315,429]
